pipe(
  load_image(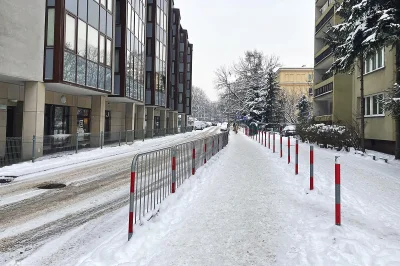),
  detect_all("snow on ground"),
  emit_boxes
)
[0,128,212,182]
[4,132,400,265]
